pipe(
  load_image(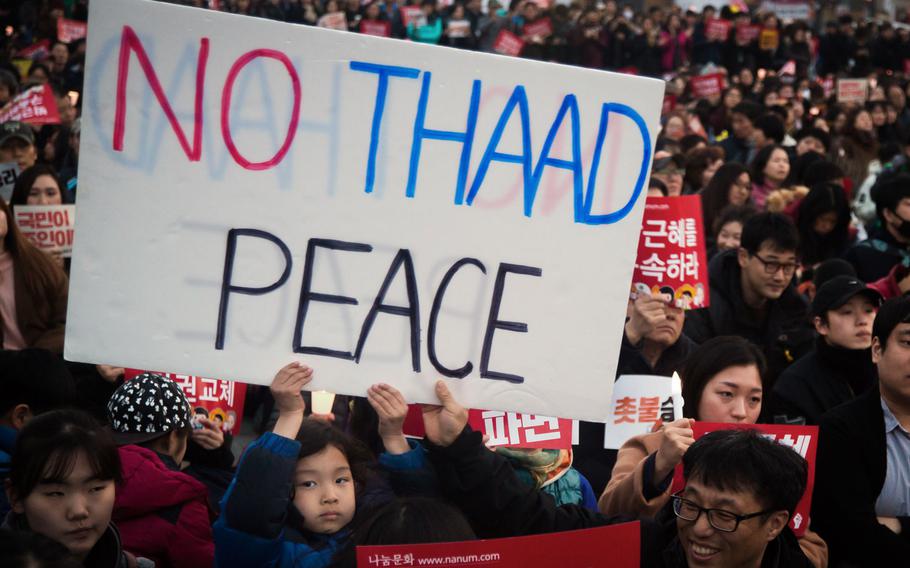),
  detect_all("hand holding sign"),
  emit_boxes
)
[368,383,410,454]
[422,380,469,447]
[190,417,225,450]
[654,418,695,480]
[625,294,672,345]
[270,362,313,438]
